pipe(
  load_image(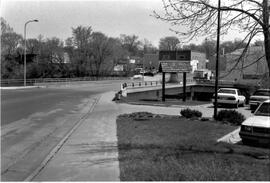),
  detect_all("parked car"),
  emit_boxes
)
[212,88,246,108]
[132,74,143,79]
[239,100,270,145]
[249,89,270,112]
